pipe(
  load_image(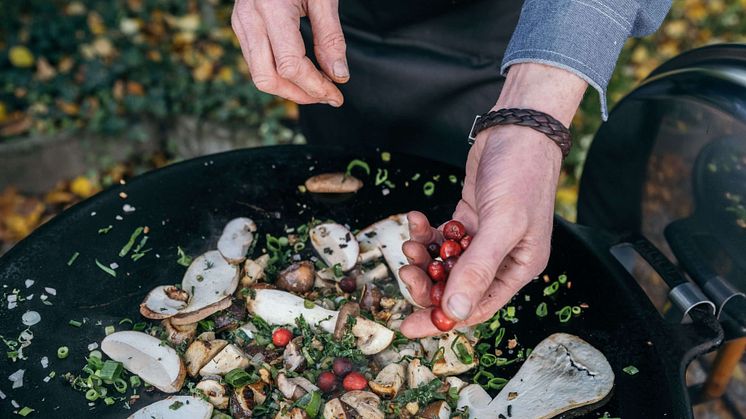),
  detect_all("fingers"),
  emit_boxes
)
[407,211,443,244]
[441,214,526,321]
[402,240,431,270]
[399,265,432,307]
[232,0,317,104]
[306,0,348,83]
[255,1,343,106]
